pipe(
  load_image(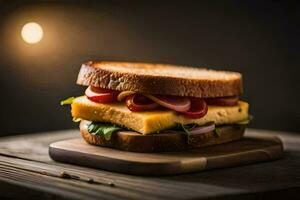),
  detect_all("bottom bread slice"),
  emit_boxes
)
[80,120,245,152]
